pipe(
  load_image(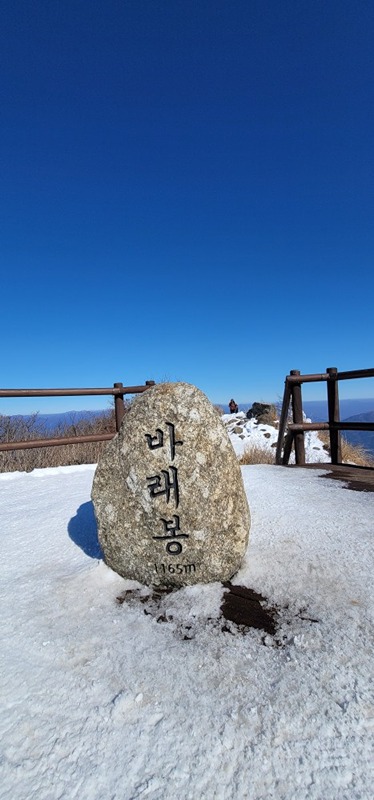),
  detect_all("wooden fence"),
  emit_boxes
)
[0,381,155,452]
[276,367,374,466]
